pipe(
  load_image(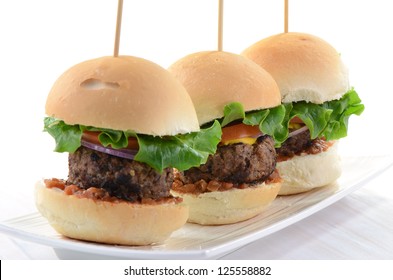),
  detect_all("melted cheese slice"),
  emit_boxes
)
[222,137,257,145]
[289,123,302,130]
